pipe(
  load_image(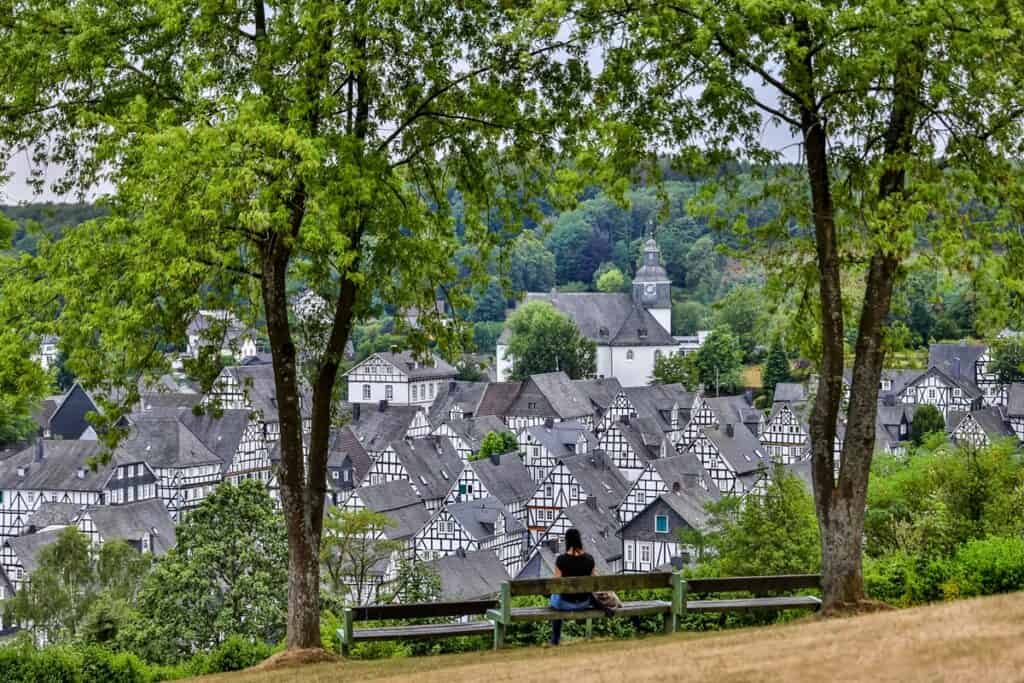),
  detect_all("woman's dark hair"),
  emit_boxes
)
[564,528,583,552]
